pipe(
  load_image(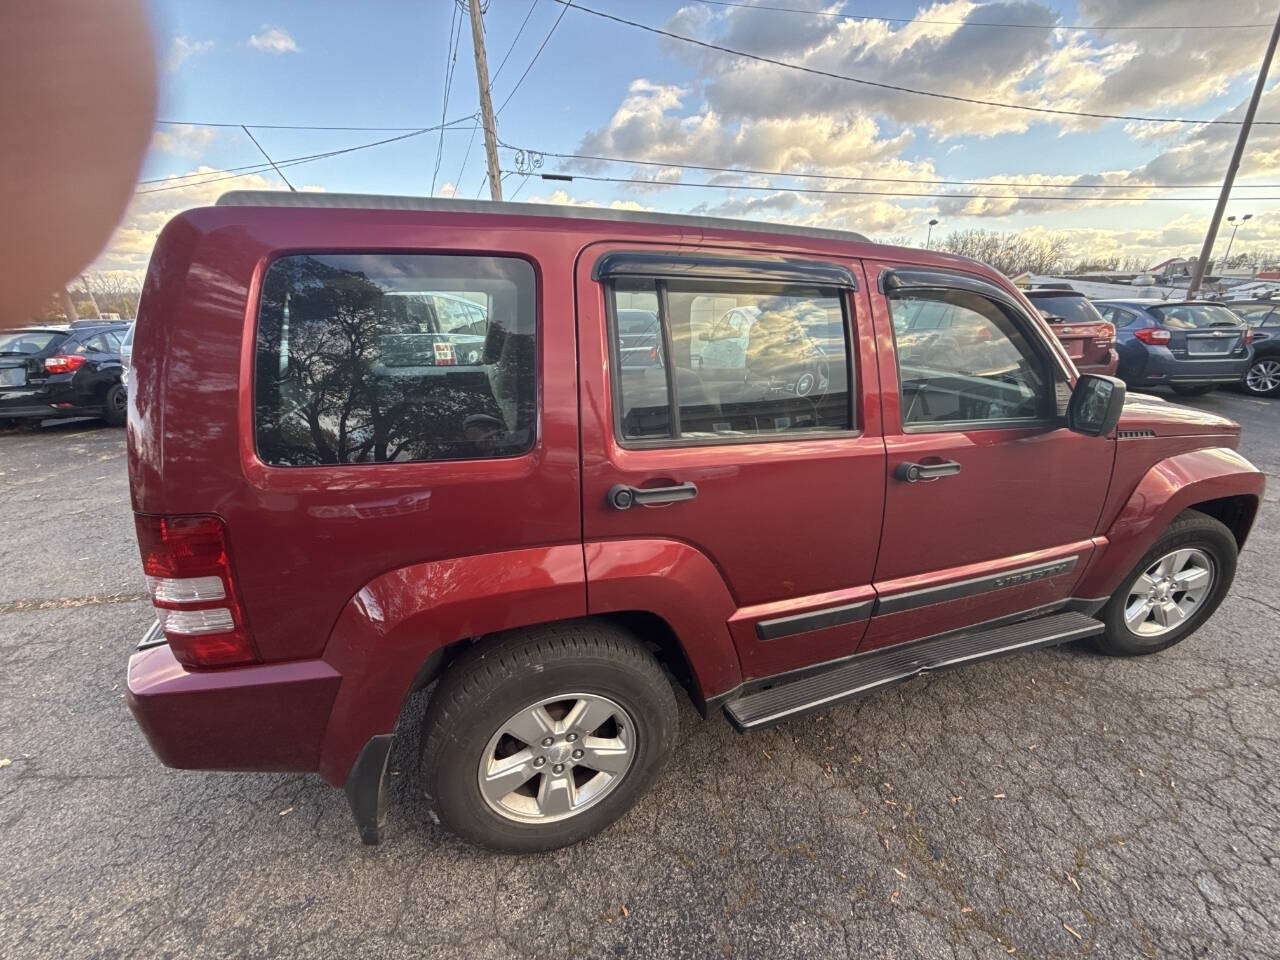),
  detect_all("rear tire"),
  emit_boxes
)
[102,383,126,427]
[420,620,678,852]
[1096,510,1236,657]
[1241,356,1280,397]
[1171,384,1216,397]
